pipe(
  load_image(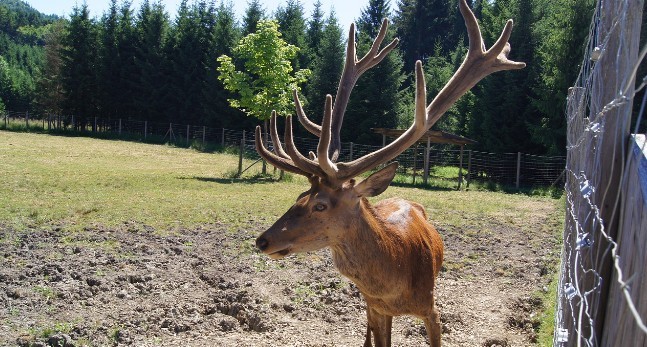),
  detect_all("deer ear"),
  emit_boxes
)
[354,162,398,197]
